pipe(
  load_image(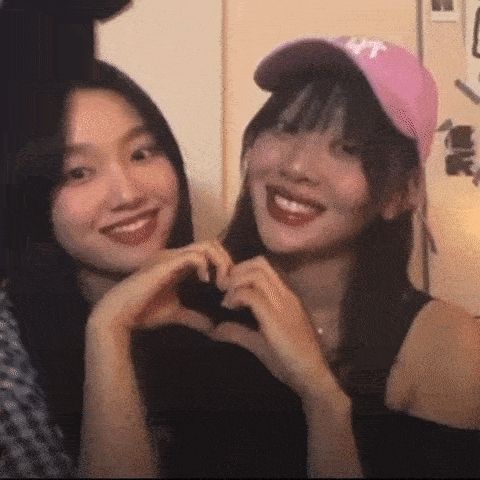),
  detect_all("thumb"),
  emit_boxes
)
[167,308,216,335]
[210,321,268,363]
